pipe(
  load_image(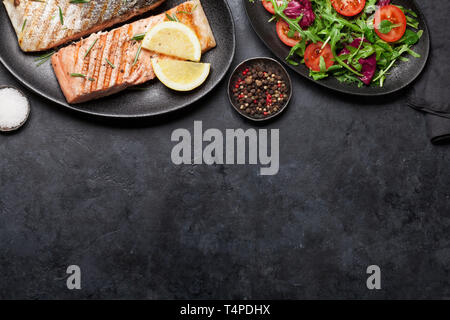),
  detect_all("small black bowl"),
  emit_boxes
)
[228,57,292,122]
